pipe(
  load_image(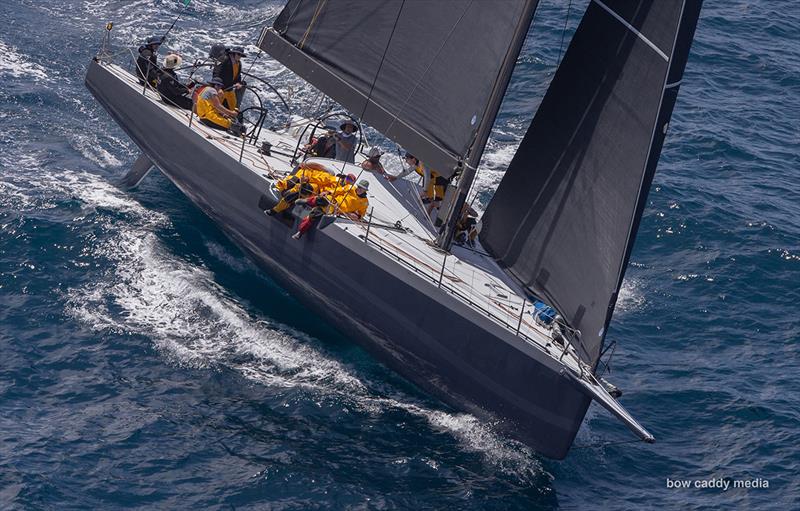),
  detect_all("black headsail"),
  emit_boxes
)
[480,0,703,365]
[258,0,539,179]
